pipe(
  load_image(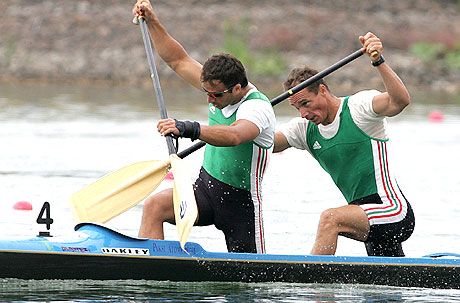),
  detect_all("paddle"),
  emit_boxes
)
[72,17,198,249]
[137,17,197,249]
[71,47,369,226]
